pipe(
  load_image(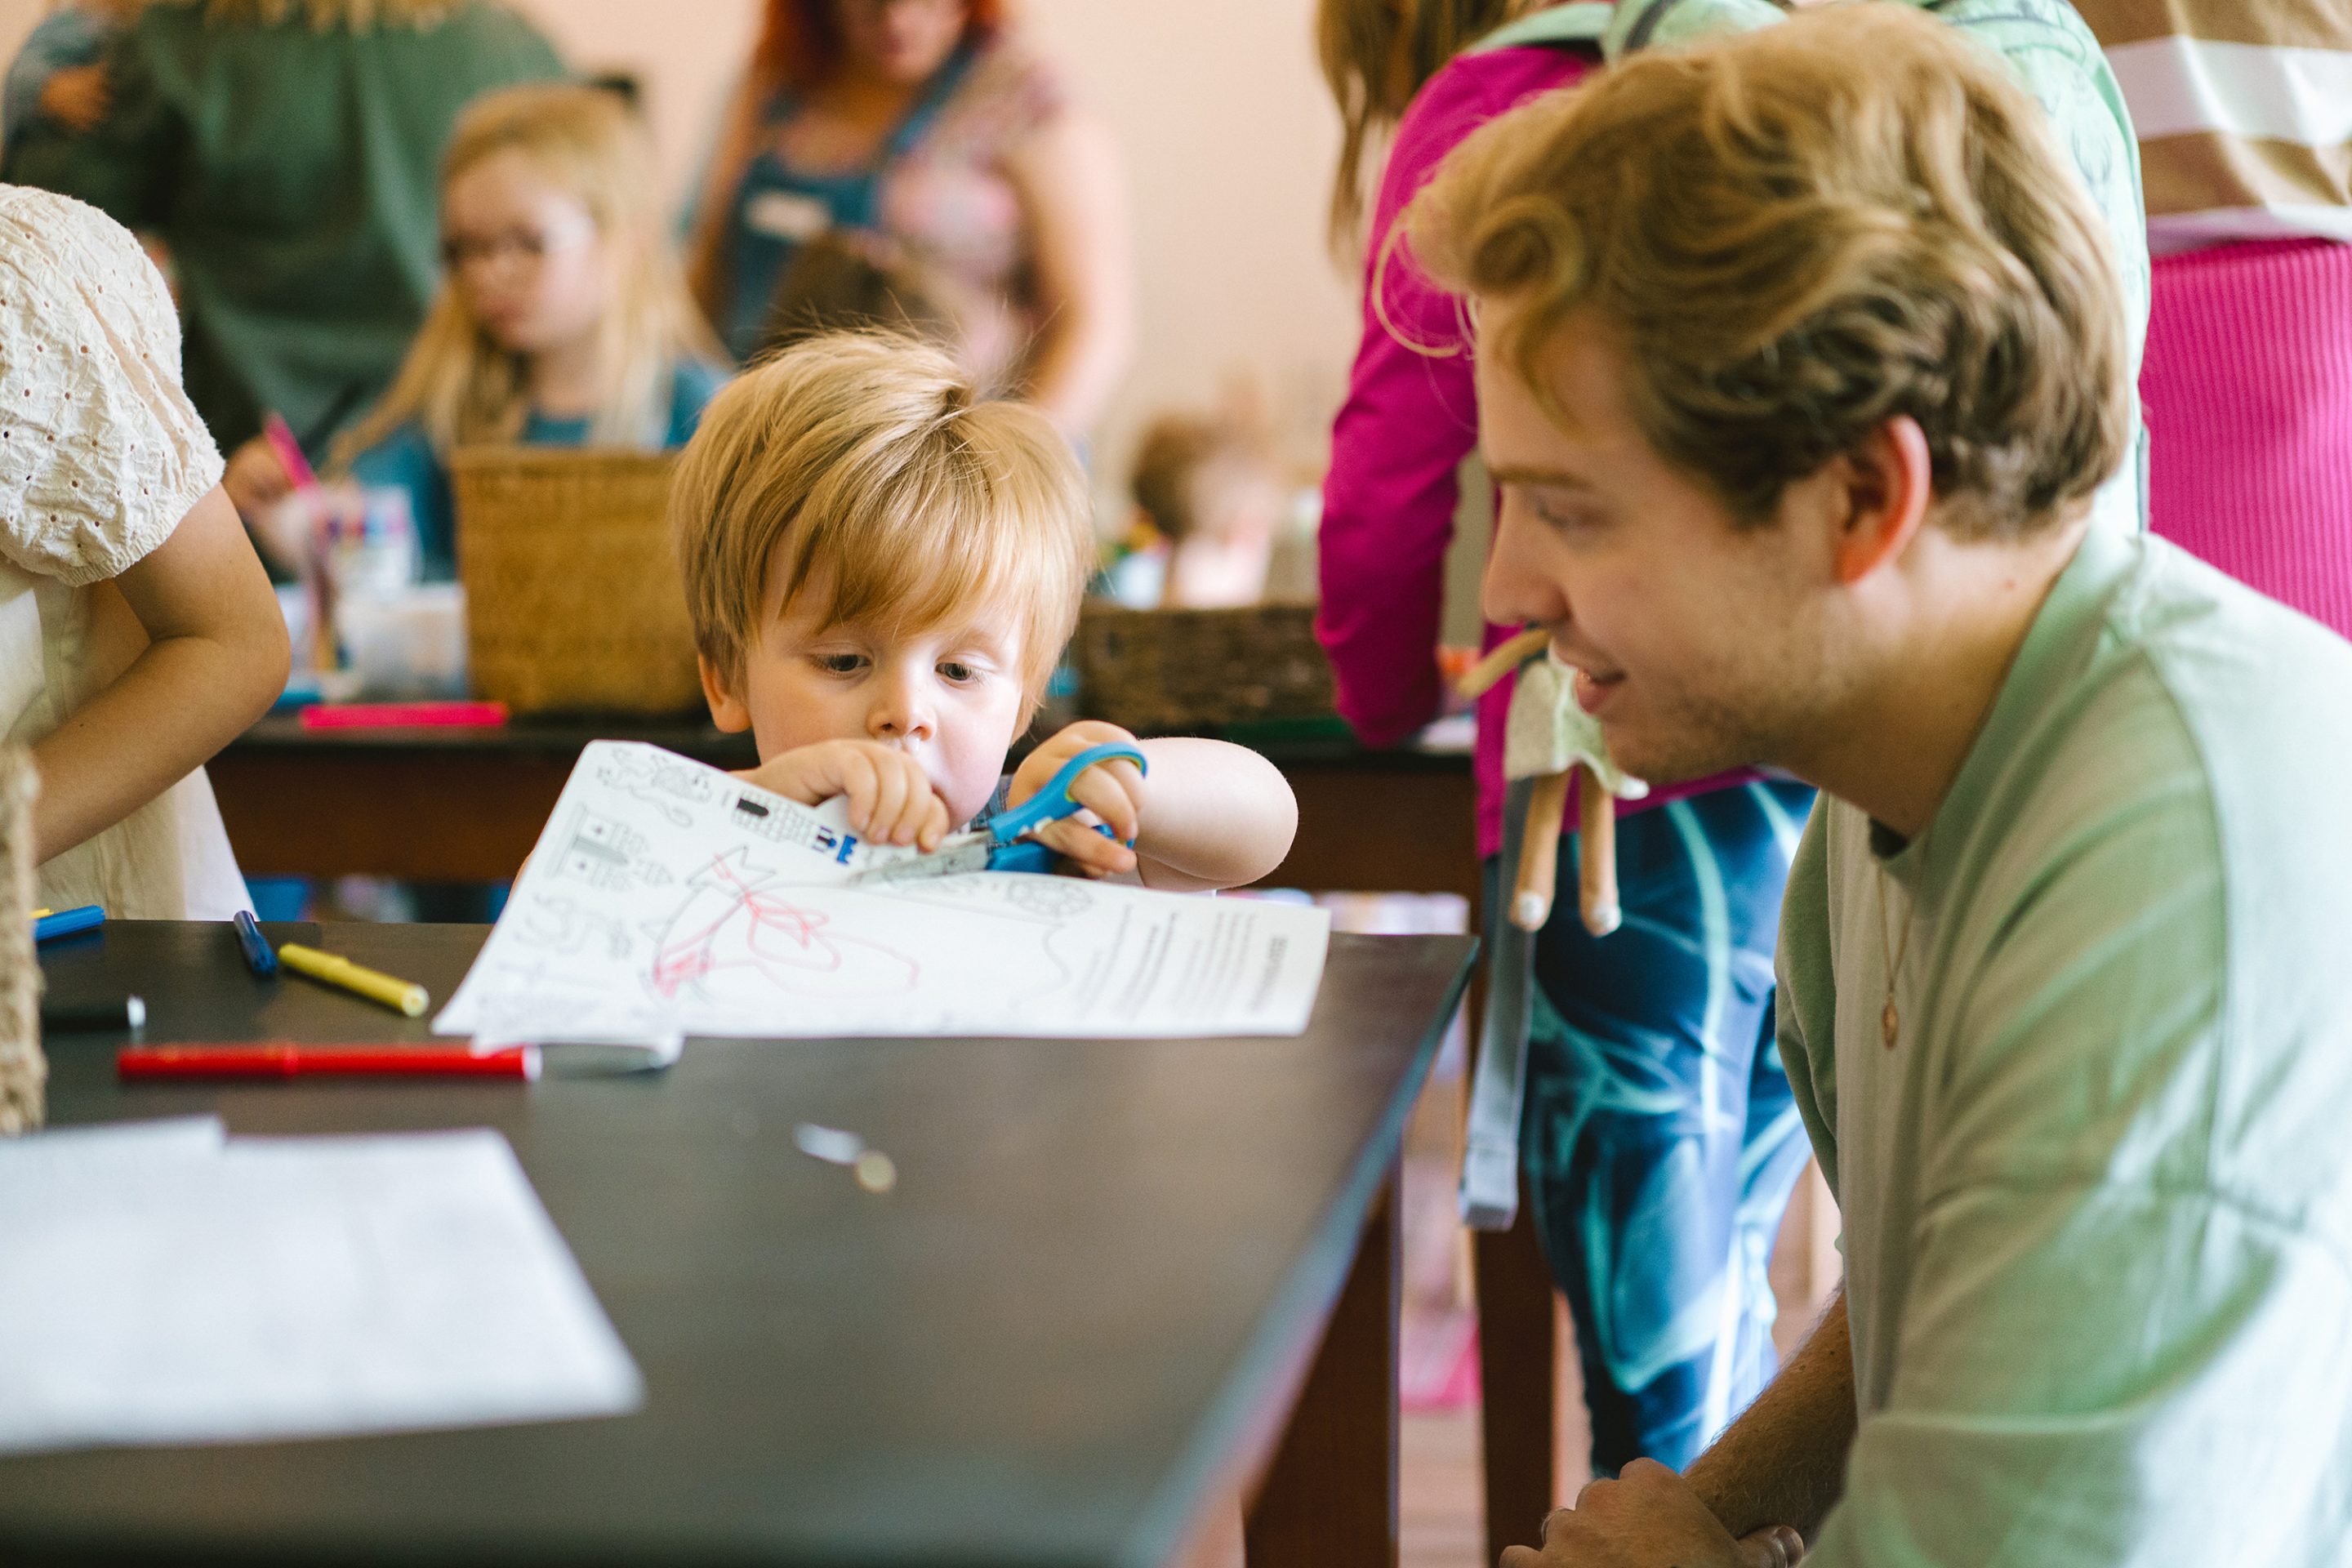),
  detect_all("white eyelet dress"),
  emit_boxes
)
[0,185,247,920]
